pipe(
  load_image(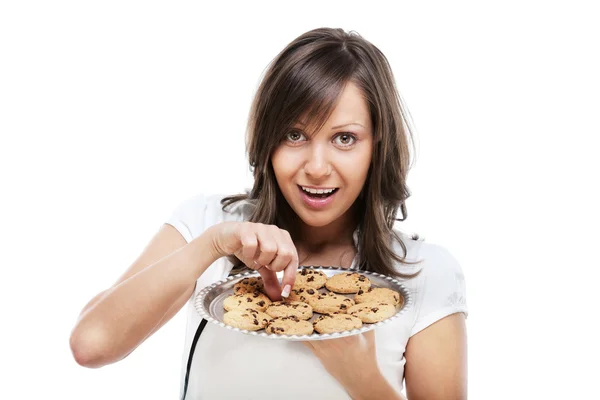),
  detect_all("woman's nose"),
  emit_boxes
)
[304,146,332,179]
